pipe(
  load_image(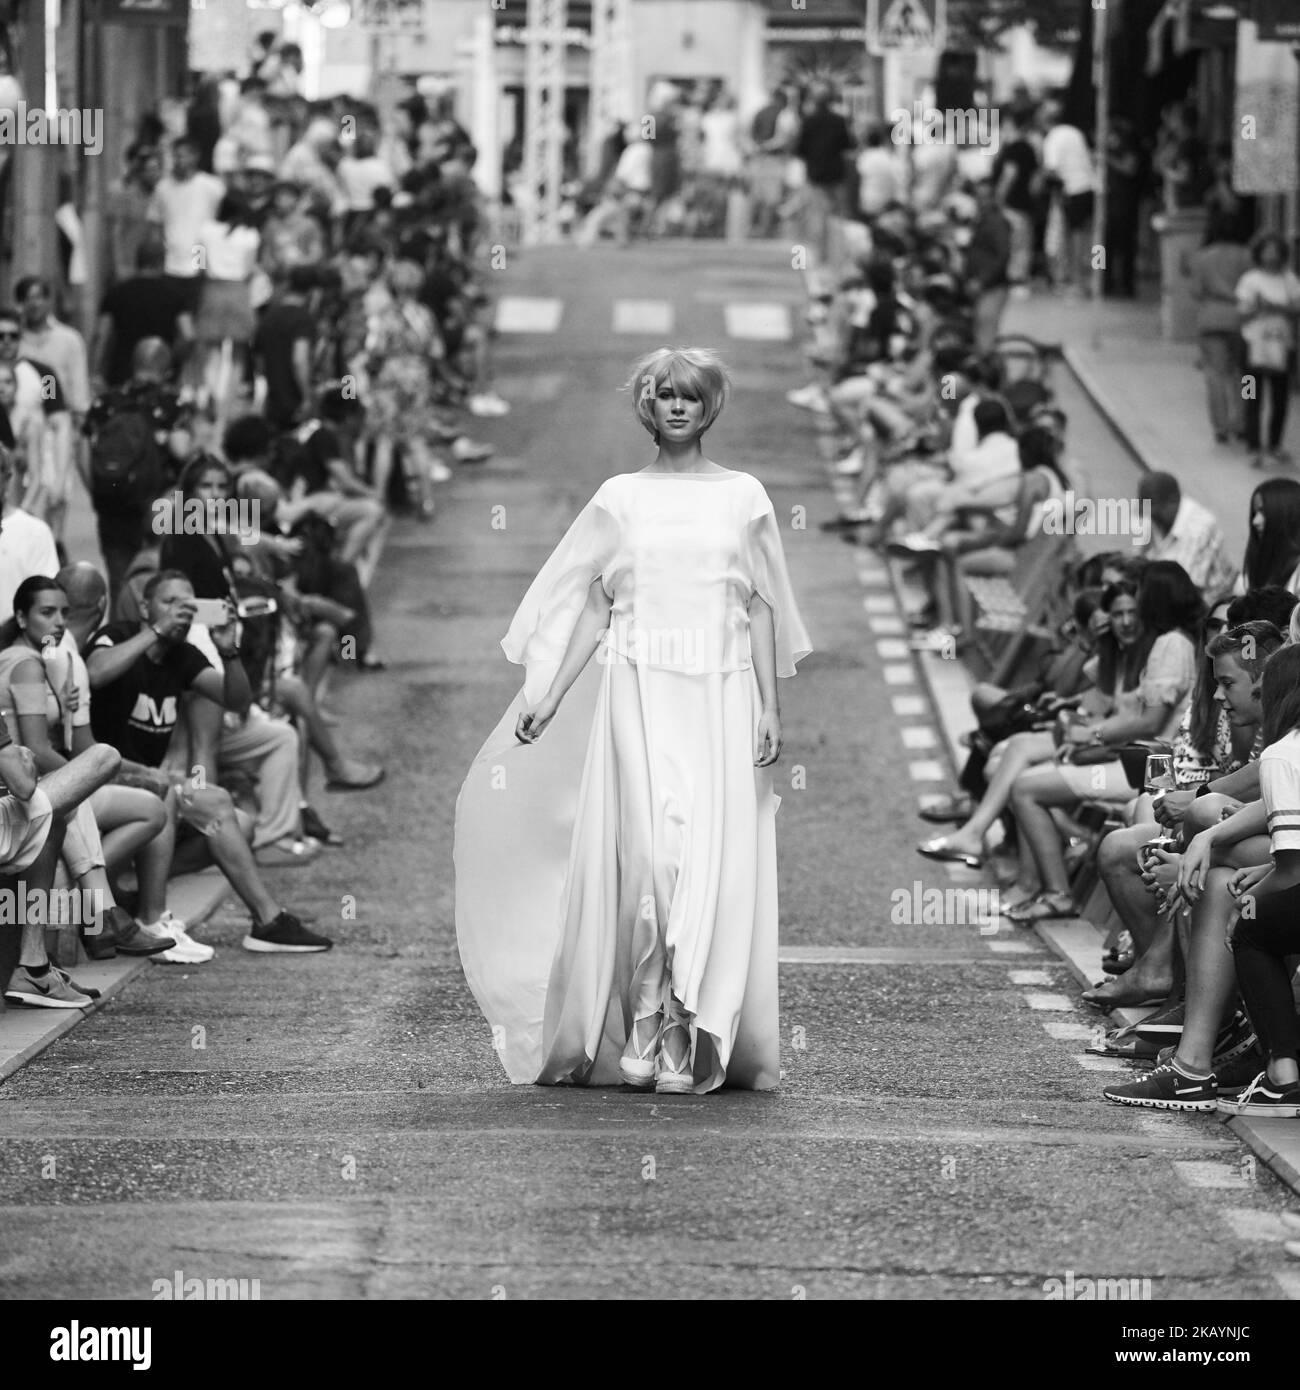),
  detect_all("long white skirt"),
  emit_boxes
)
[454,652,781,1094]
